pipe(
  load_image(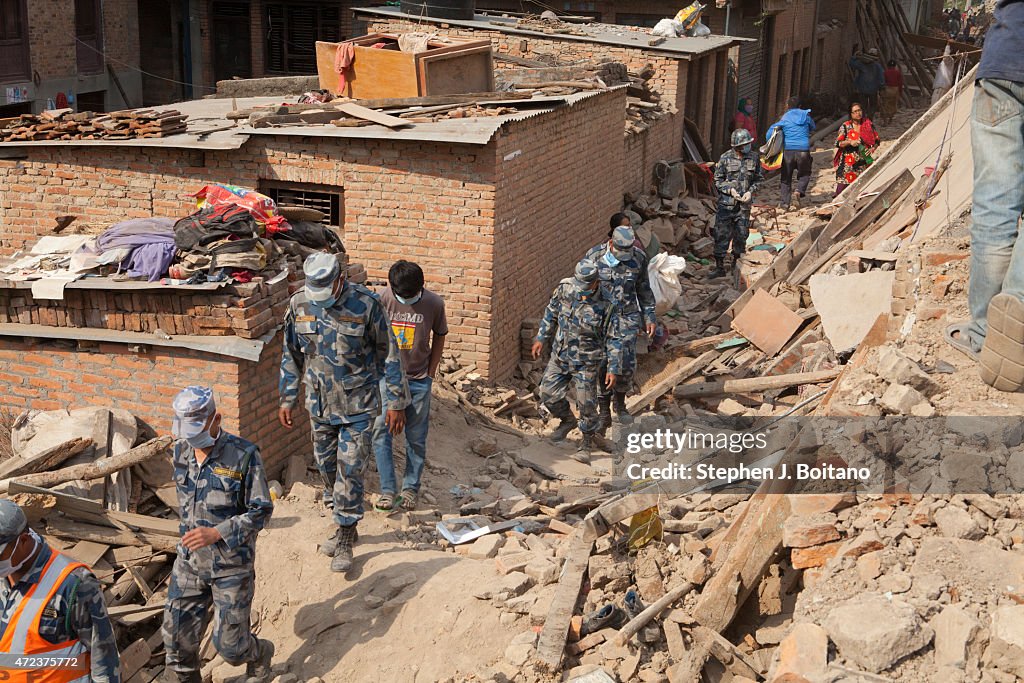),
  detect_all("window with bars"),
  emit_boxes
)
[0,0,29,83]
[260,181,344,230]
[265,3,342,75]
